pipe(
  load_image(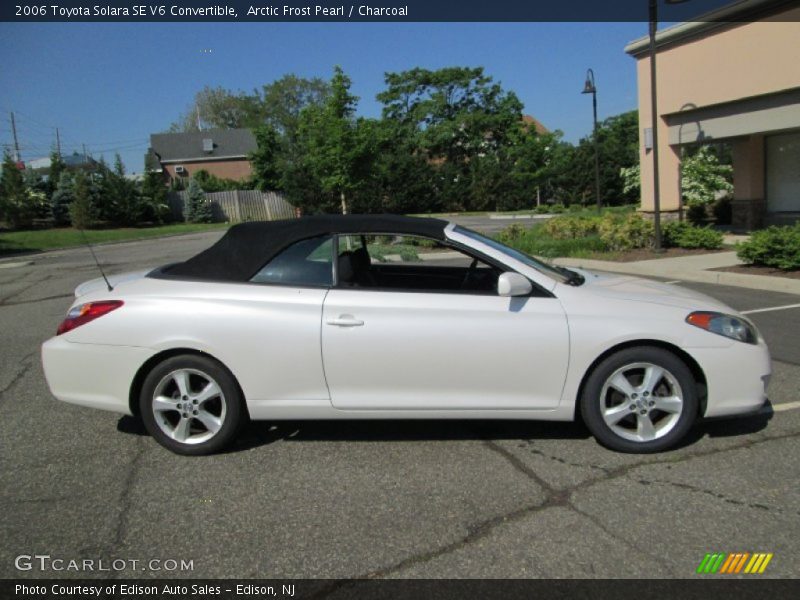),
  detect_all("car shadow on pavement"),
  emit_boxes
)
[115,406,773,454]
[235,419,592,449]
